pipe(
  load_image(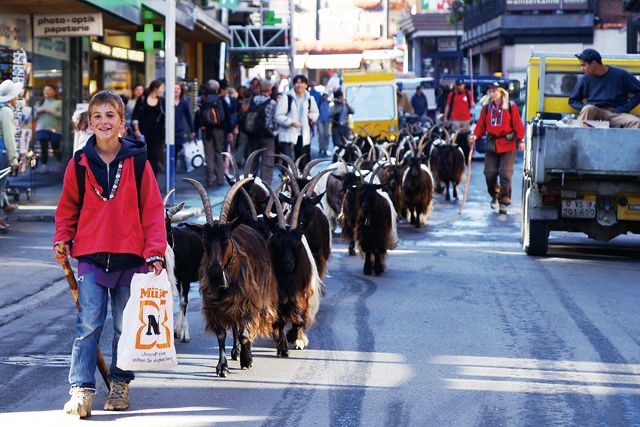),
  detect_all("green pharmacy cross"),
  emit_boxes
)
[136,23,164,51]
[264,11,282,25]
